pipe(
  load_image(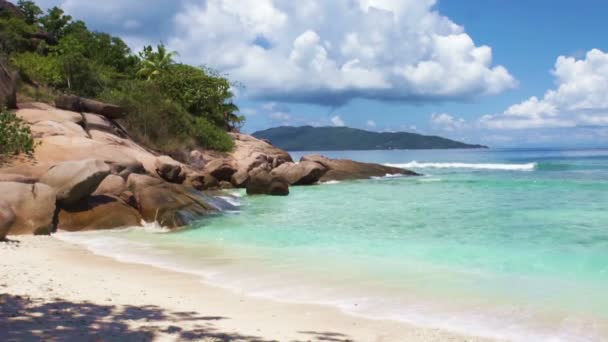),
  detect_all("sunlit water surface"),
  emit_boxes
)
[58,148,608,341]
